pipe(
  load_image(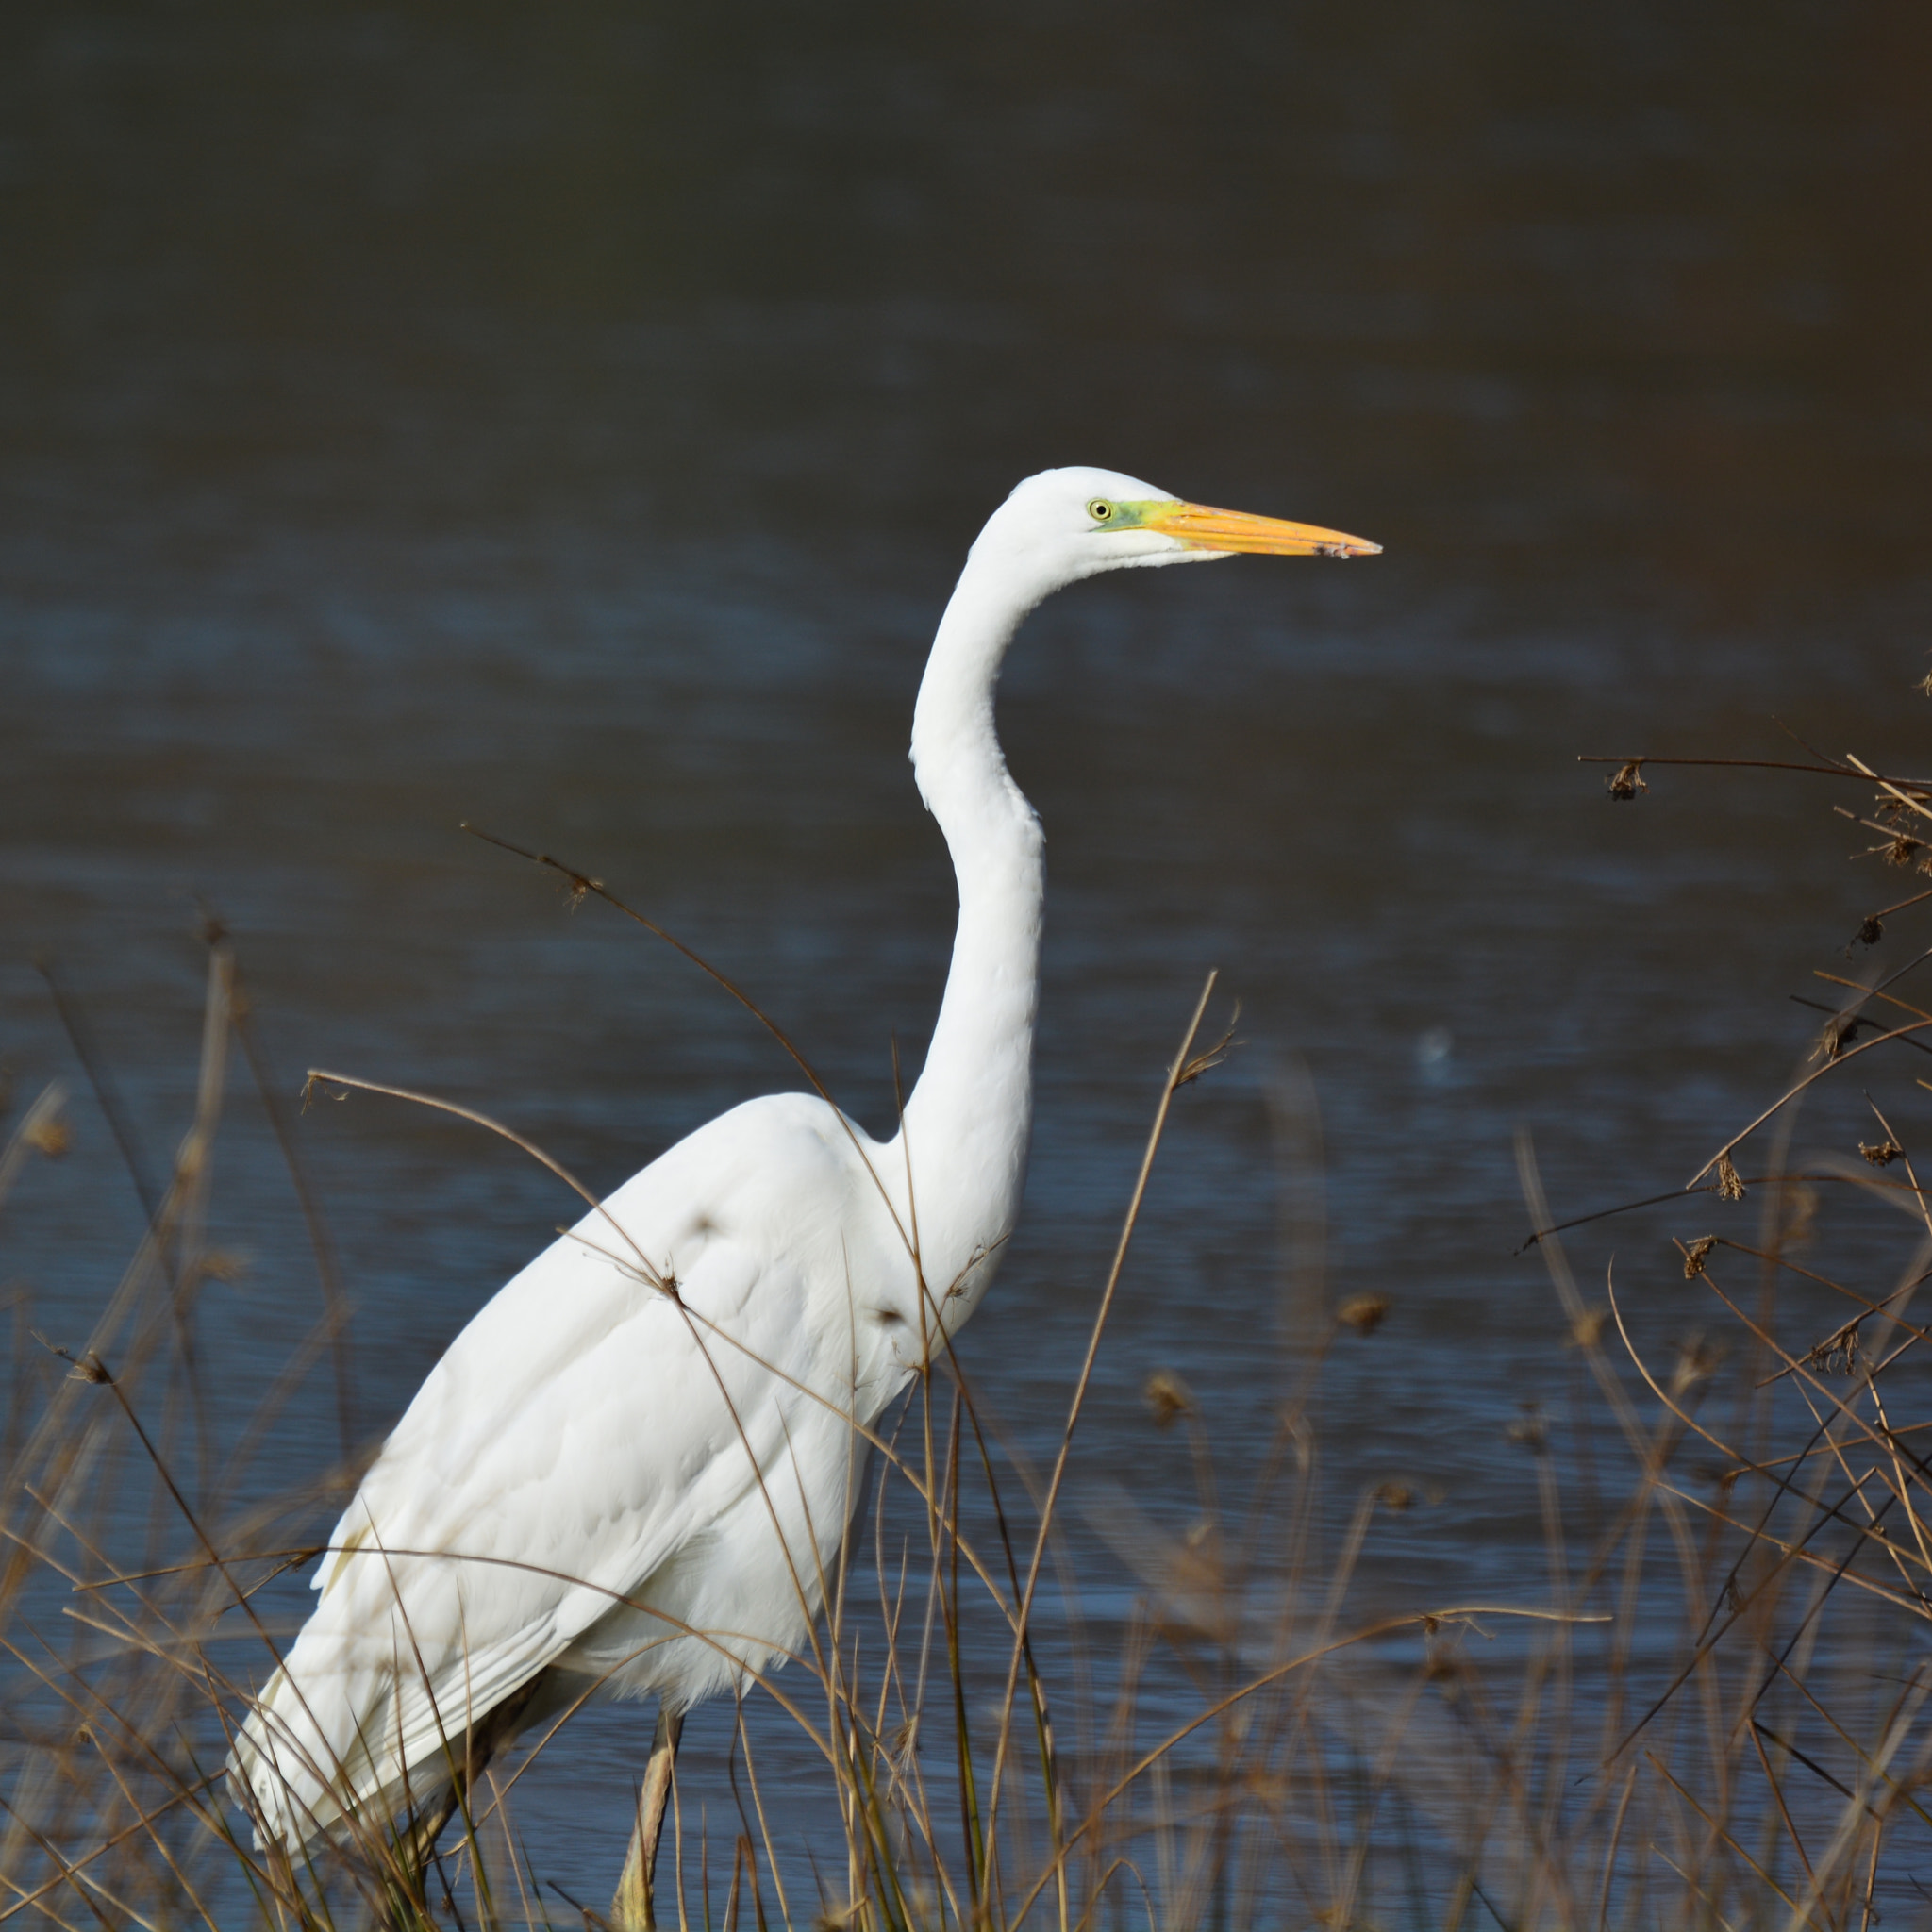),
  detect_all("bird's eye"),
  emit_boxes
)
[1089,499,1114,523]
